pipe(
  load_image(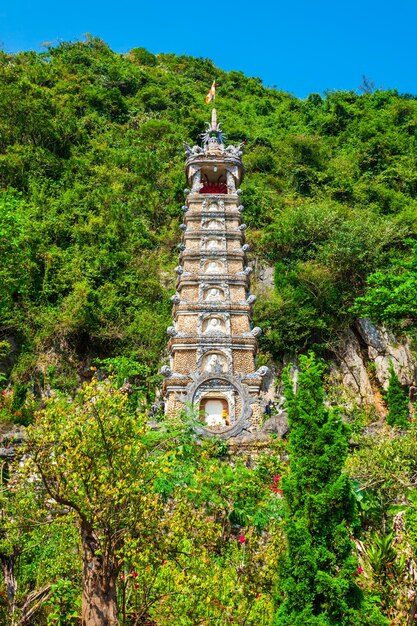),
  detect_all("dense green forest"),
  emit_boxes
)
[1,36,417,625]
